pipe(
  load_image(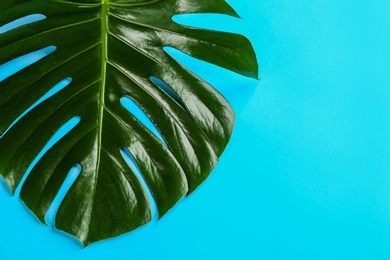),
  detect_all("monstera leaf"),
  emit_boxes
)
[0,0,257,246]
